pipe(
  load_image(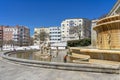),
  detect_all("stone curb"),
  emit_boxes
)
[1,51,120,74]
